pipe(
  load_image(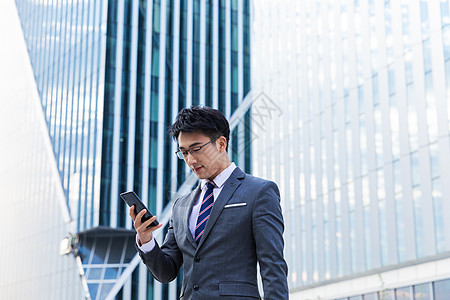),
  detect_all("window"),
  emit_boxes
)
[434,279,450,300]
[396,287,412,300]
[413,283,431,299]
